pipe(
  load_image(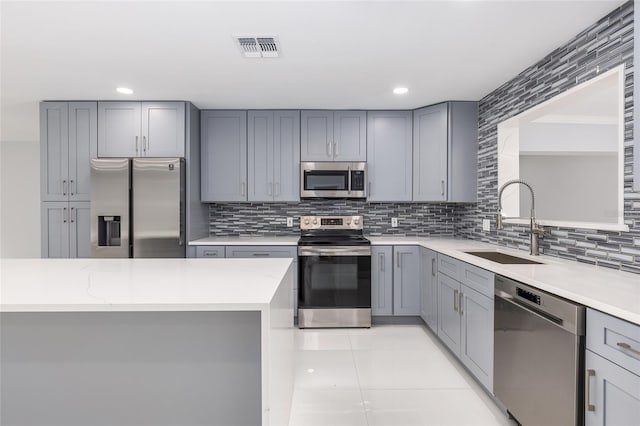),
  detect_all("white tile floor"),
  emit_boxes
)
[289,324,516,426]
